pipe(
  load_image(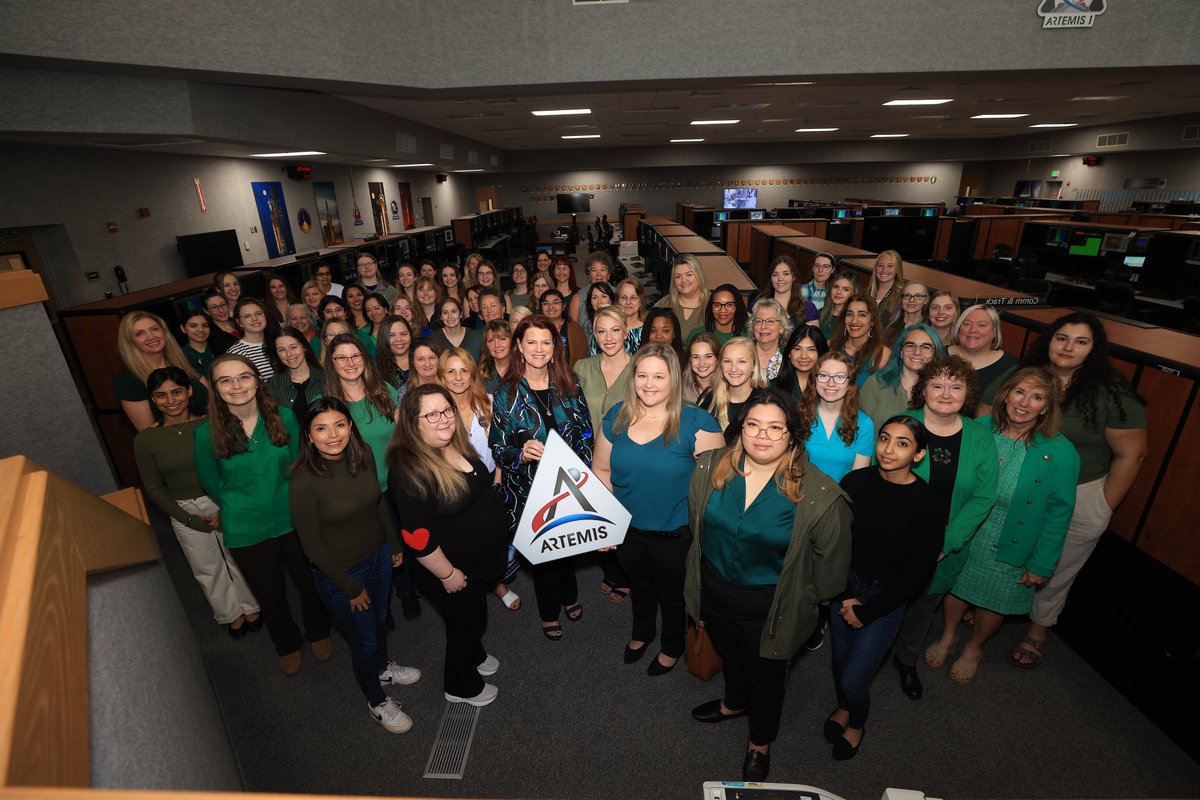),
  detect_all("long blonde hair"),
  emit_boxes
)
[117,311,201,385]
[611,343,683,445]
[438,347,492,429]
[666,254,710,309]
[386,384,479,502]
[708,336,766,428]
[866,249,907,324]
